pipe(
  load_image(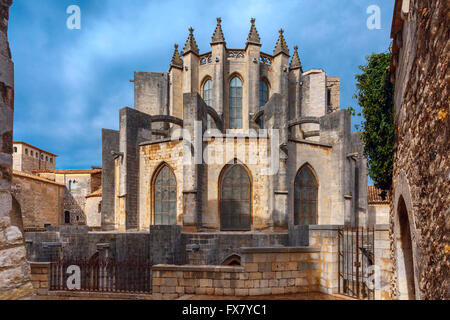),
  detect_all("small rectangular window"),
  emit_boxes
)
[25,148,28,155]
